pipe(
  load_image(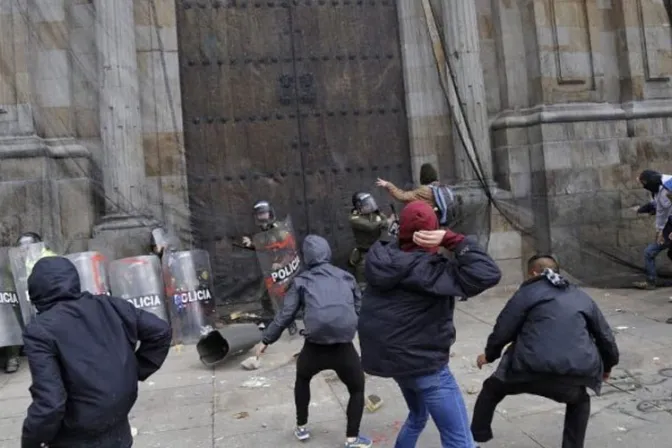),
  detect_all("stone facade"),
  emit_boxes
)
[0,0,670,284]
[0,0,188,258]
